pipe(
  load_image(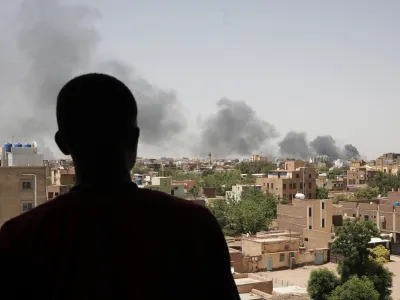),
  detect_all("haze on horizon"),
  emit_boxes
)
[0,0,399,160]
